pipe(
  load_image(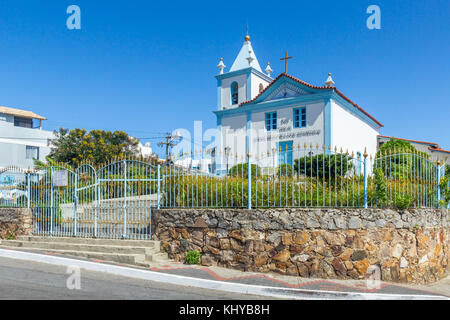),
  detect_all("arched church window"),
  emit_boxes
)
[231,82,238,105]
[259,83,264,93]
